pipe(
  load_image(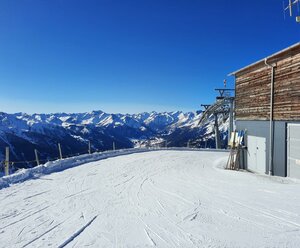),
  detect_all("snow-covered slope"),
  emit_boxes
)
[1,150,300,247]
